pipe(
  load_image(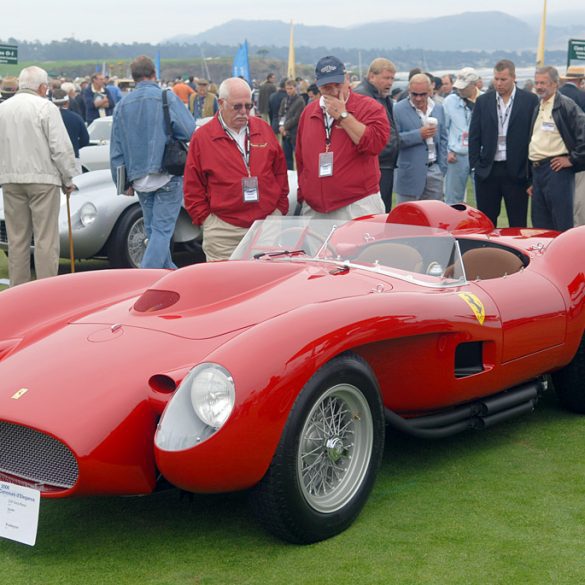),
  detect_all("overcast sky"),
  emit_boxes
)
[3,1,577,44]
